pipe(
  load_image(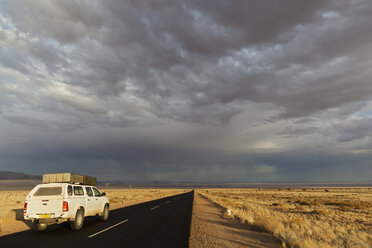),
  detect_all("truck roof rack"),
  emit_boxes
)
[42,173,97,186]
